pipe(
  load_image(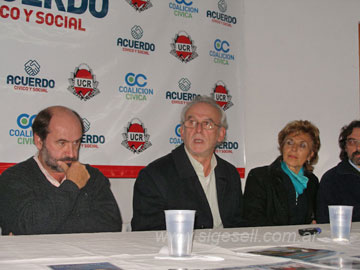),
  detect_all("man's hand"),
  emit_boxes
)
[59,161,90,189]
